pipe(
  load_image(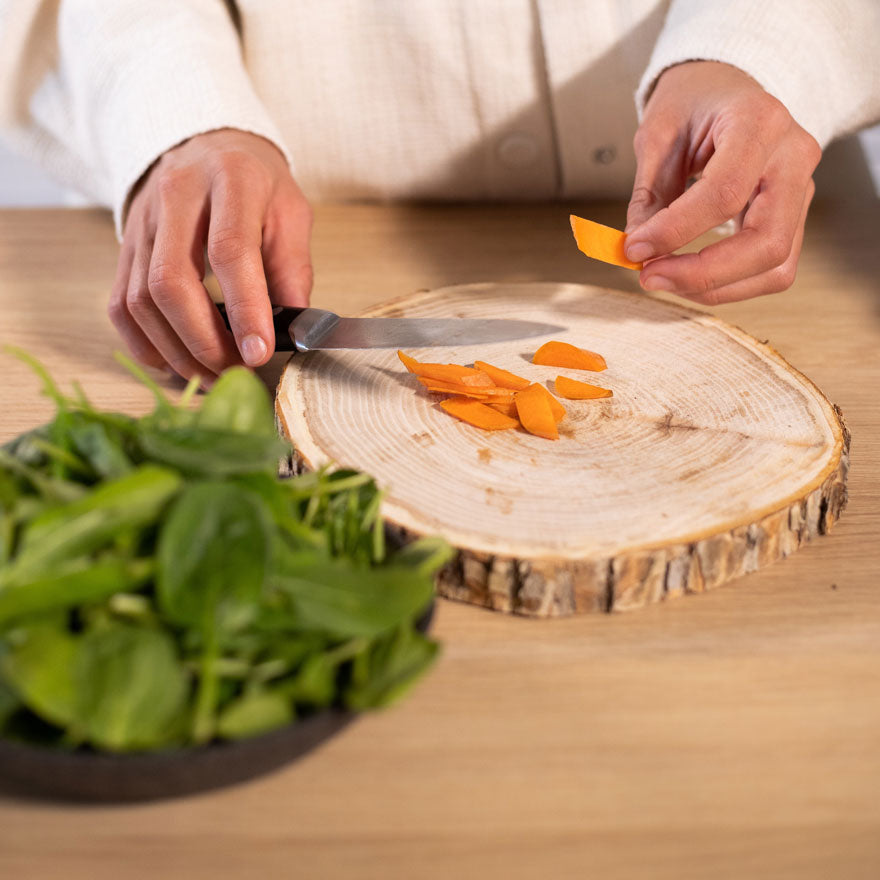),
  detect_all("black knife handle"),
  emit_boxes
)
[215,303,305,352]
